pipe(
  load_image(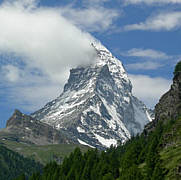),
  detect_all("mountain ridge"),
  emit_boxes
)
[31,42,152,149]
[1,109,72,145]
